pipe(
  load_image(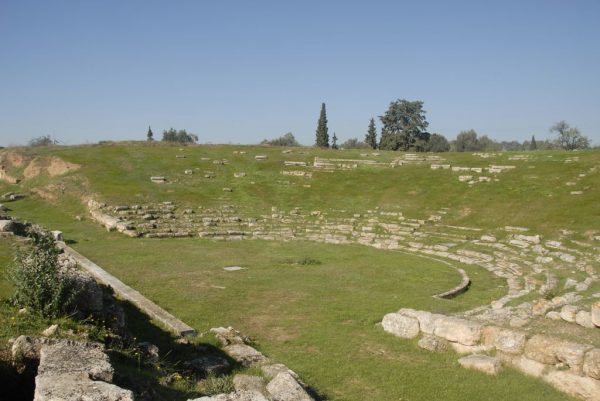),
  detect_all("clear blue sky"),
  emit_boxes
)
[1,0,599,146]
